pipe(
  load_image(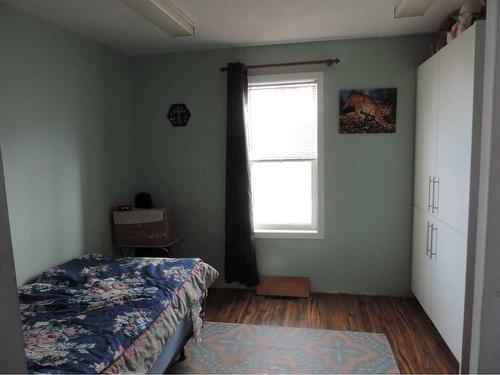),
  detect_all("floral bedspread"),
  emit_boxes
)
[19,254,218,373]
